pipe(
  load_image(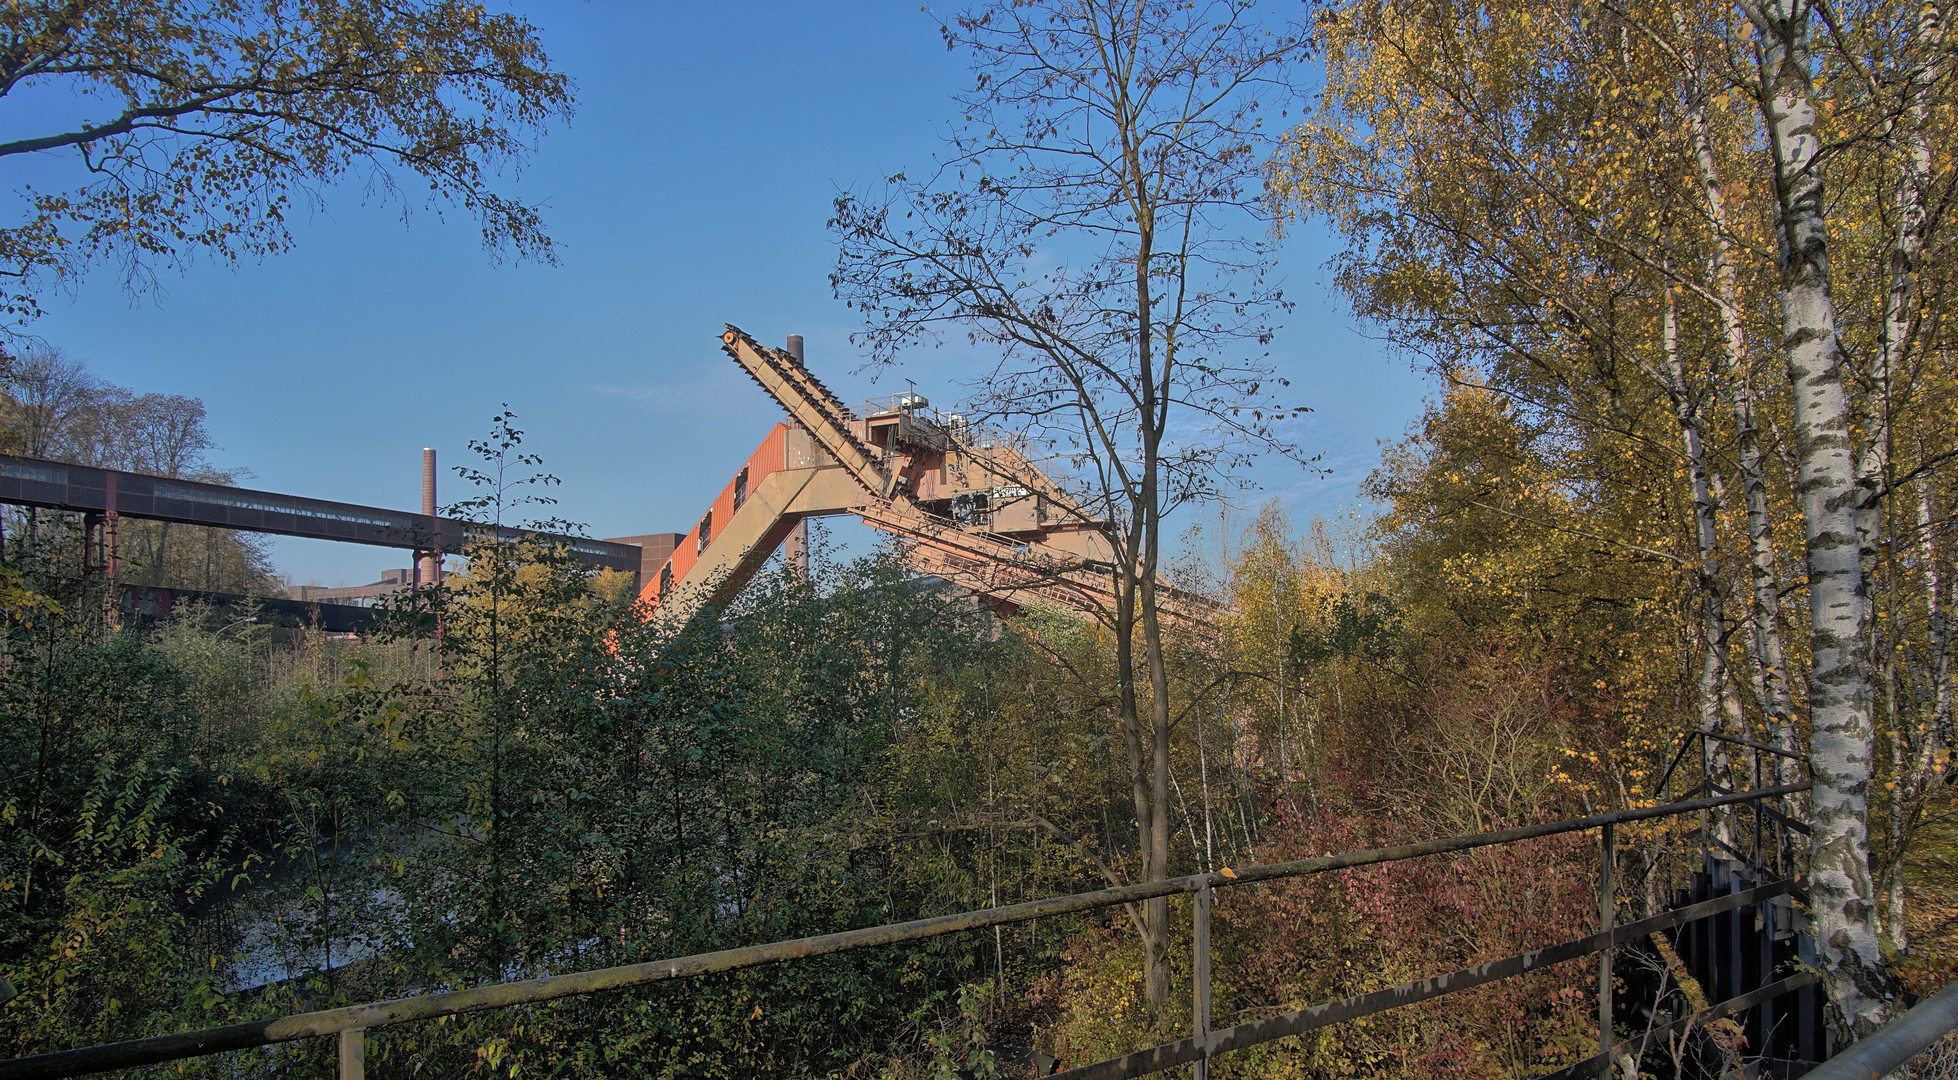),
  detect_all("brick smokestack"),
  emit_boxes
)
[420,448,440,585]
[783,335,810,575]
